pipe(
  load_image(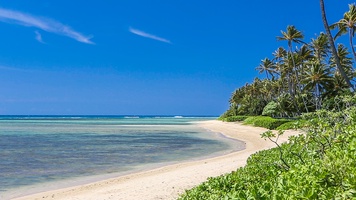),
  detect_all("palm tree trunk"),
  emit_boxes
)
[315,84,321,110]
[294,63,309,113]
[319,0,355,92]
[288,45,307,114]
[286,45,300,114]
[349,29,356,62]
